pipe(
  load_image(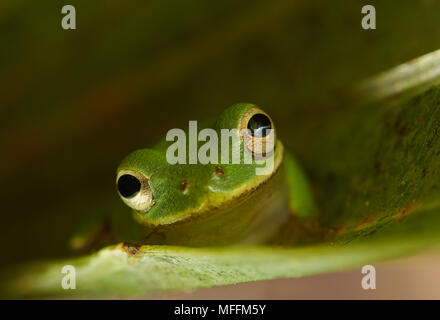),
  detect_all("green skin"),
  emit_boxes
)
[71,103,318,250]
